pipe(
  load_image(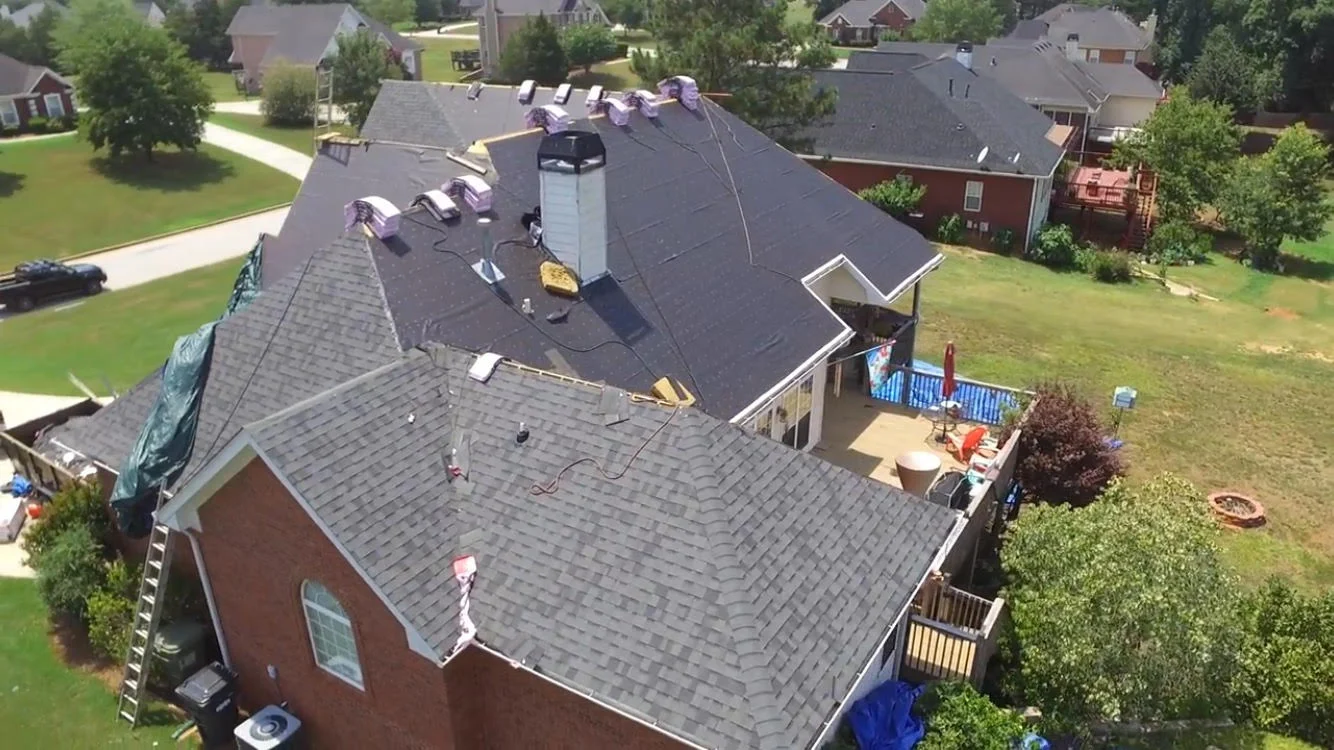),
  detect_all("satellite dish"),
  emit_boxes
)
[976,146,990,164]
